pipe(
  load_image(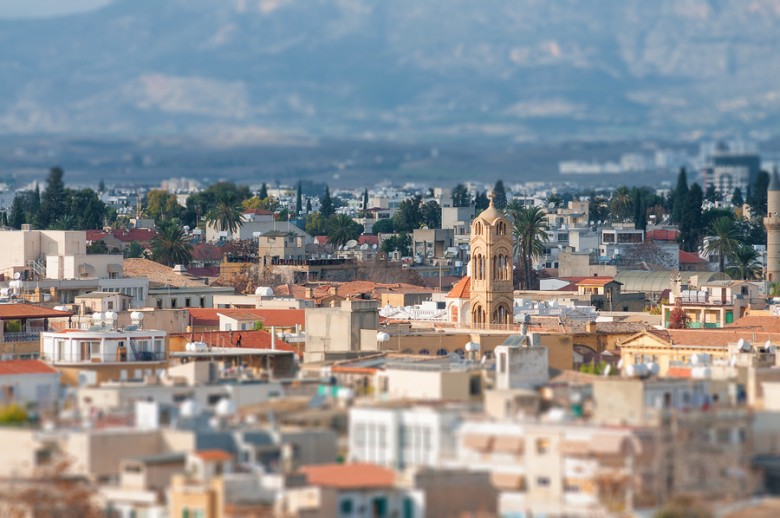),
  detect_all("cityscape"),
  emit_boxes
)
[3,2,780,518]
